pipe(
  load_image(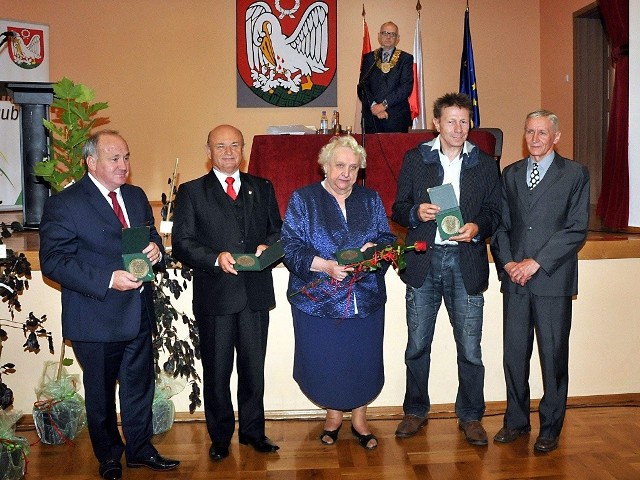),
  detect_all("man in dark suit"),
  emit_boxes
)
[392,93,501,445]
[171,124,282,461]
[491,110,589,453]
[39,130,179,480]
[358,21,414,133]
